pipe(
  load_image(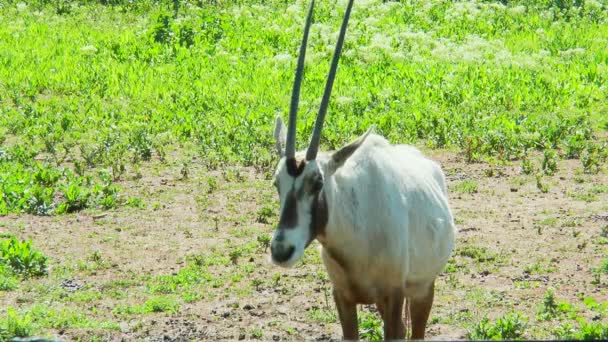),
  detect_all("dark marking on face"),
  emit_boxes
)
[286,157,306,177]
[278,189,298,229]
[308,190,328,245]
